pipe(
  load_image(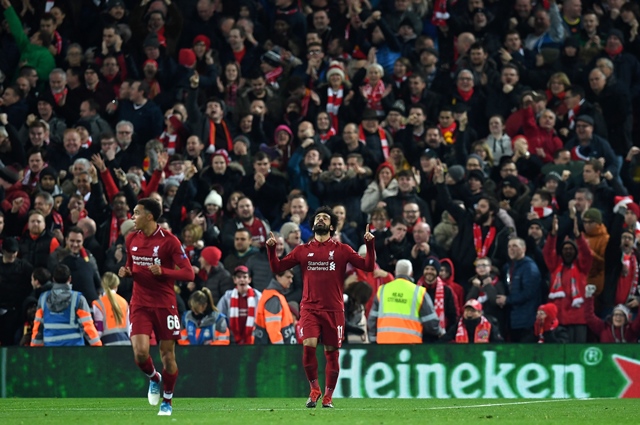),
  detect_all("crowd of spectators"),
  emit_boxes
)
[1,0,640,346]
